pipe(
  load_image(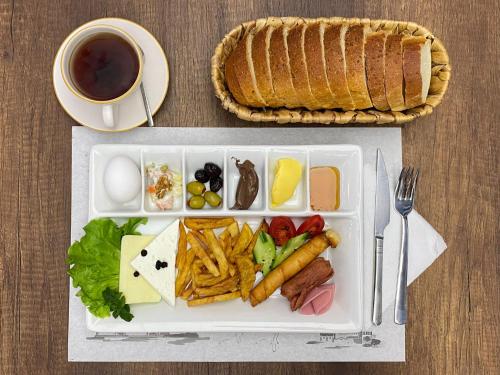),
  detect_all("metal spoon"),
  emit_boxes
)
[139,47,154,127]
